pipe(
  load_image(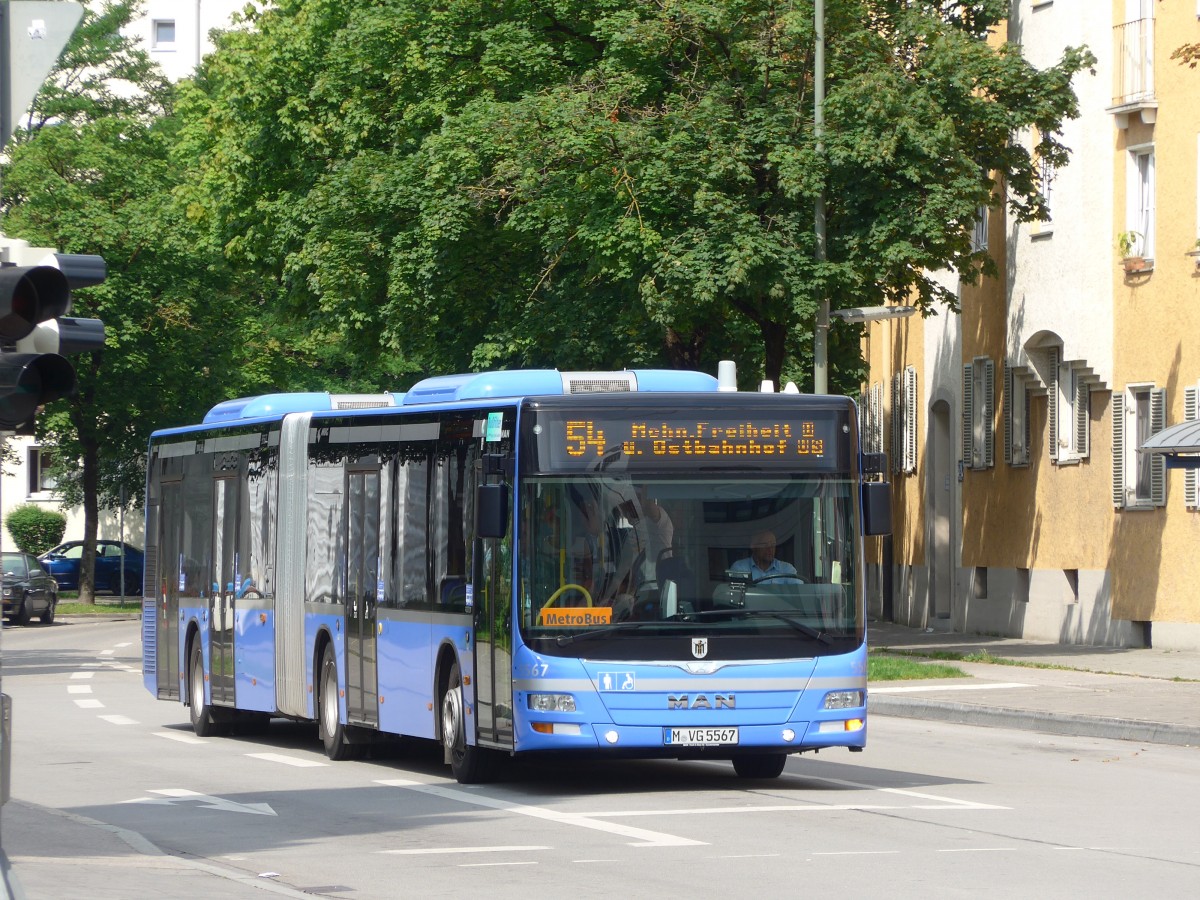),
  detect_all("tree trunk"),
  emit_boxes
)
[663,325,709,370]
[78,434,101,605]
[761,320,787,390]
